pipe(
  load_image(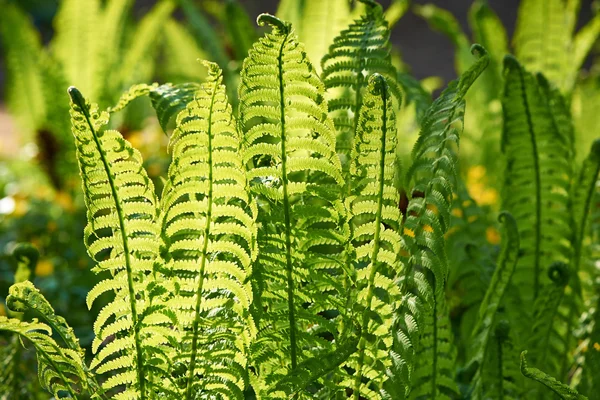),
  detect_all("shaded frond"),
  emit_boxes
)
[520,351,588,400]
